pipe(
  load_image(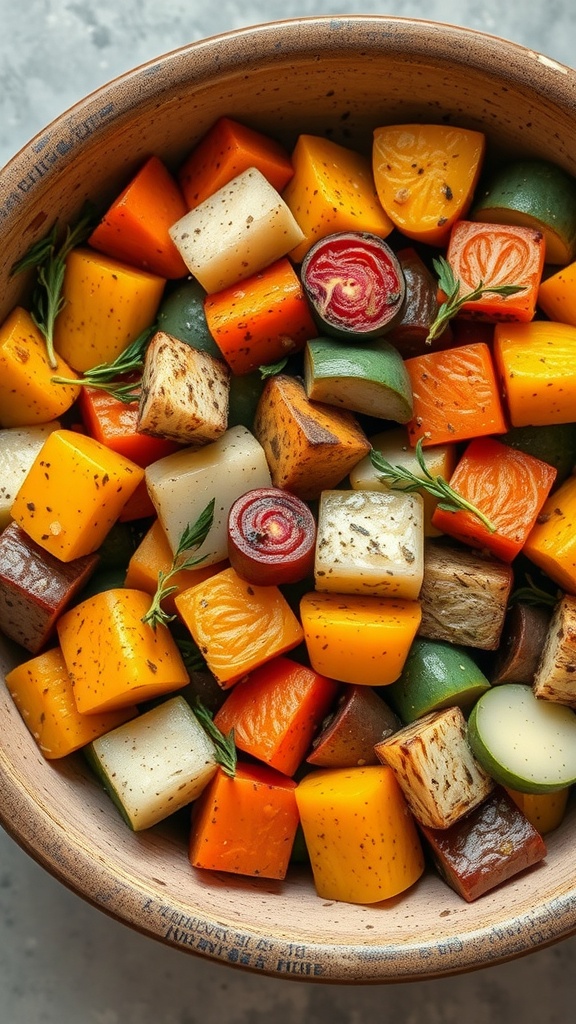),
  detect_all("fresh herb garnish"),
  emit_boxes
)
[370,438,497,533]
[509,574,560,608]
[426,255,526,343]
[142,498,216,630]
[176,636,208,674]
[192,700,237,777]
[51,323,155,402]
[259,357,289,379]
[11,203,97,368]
